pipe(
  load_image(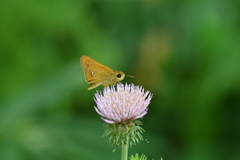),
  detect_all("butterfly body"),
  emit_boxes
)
[80,55,127,90]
